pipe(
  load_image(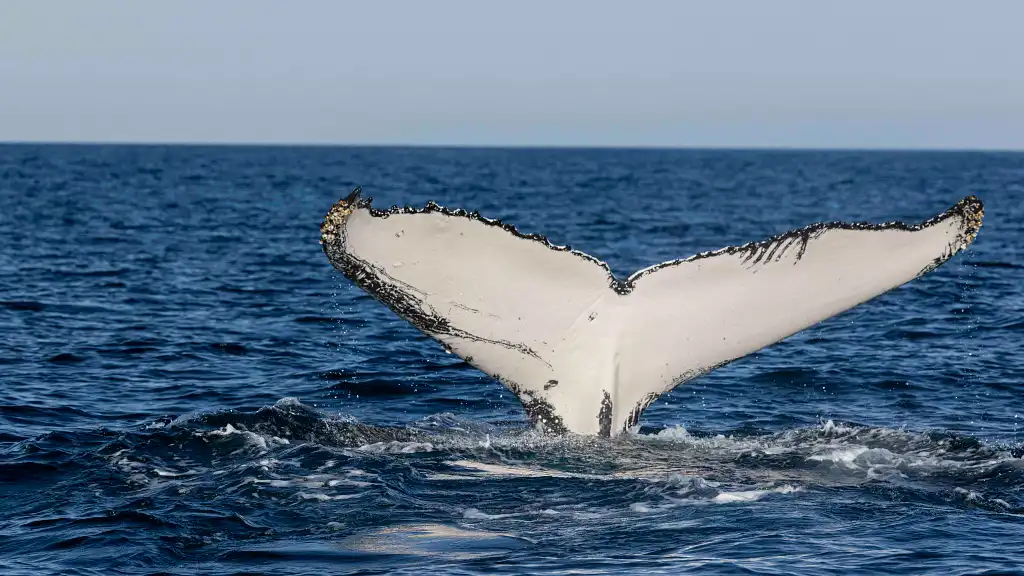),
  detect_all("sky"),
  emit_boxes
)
[1,0,1022,149]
